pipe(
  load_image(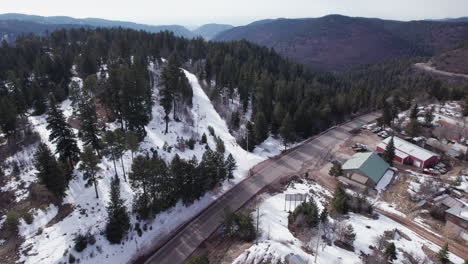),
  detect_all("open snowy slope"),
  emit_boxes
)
[12,66,270,264]
[233,181,464,264]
